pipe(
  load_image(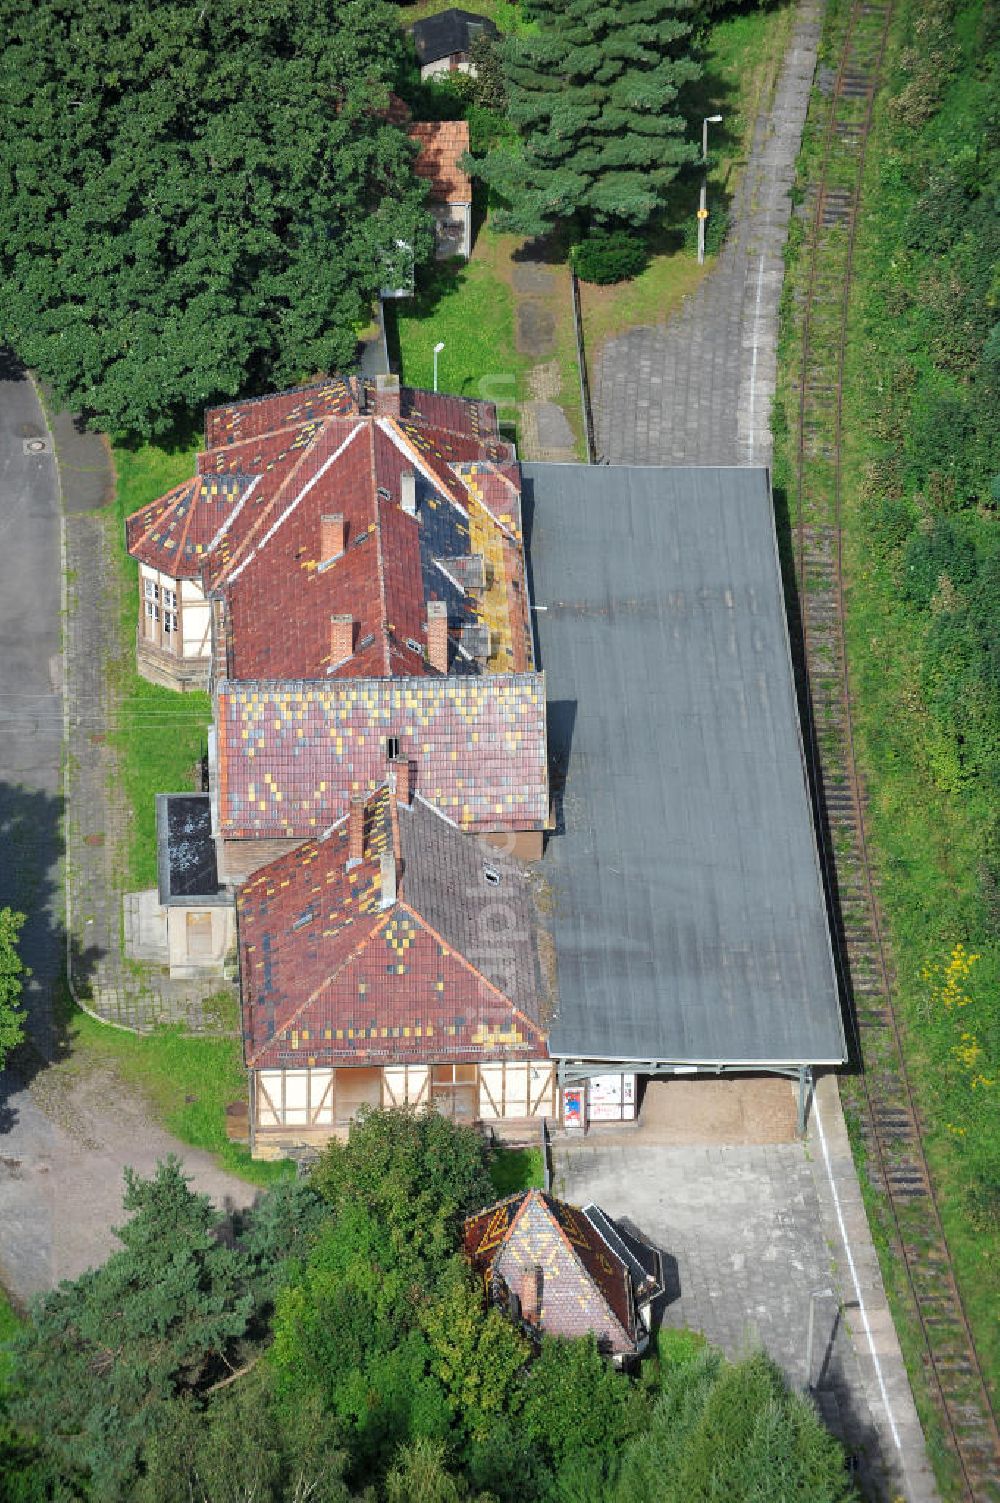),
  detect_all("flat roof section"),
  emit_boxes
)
[522,464,845,1070]
[156,793,227,906]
